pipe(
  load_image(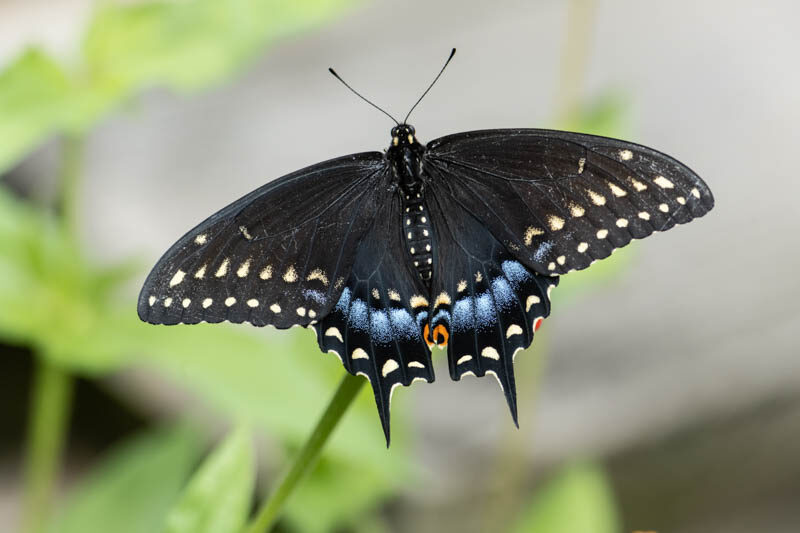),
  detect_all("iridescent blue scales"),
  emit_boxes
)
[138,128,714,445]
